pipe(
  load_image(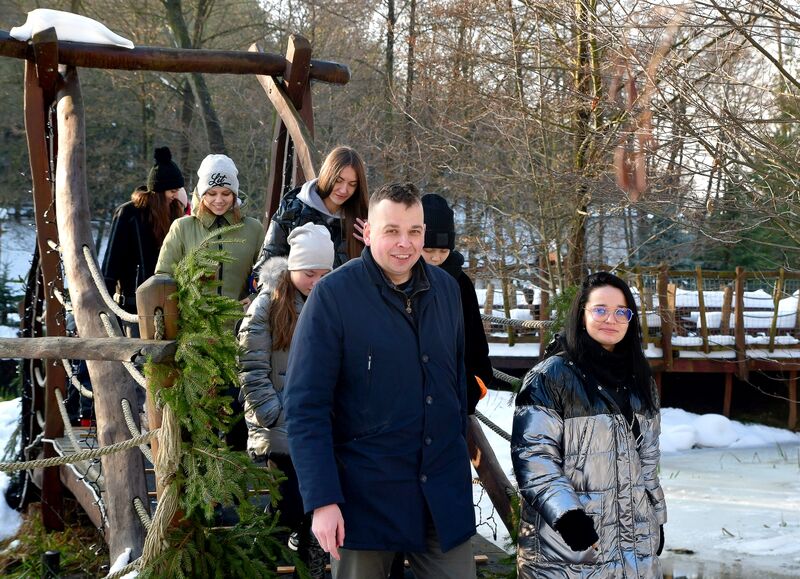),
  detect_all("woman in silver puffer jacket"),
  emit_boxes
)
[511,271,667,578]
